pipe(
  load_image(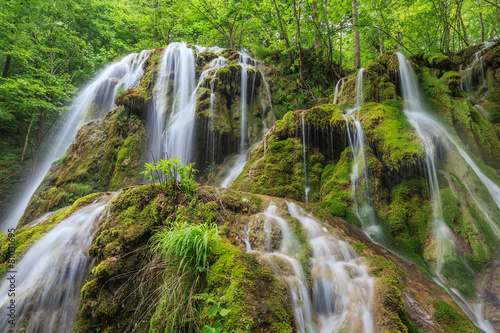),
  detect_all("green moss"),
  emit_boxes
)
[423,53,451,68]
[320,148,352,206]
[231,137,325,202]
[20,107,146,225]
[368,255,421,333]
[385,179,429,258]
[76,185,293,333]
[358,103,425,171]
[201,240,293,332]
[432,301,479,333]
